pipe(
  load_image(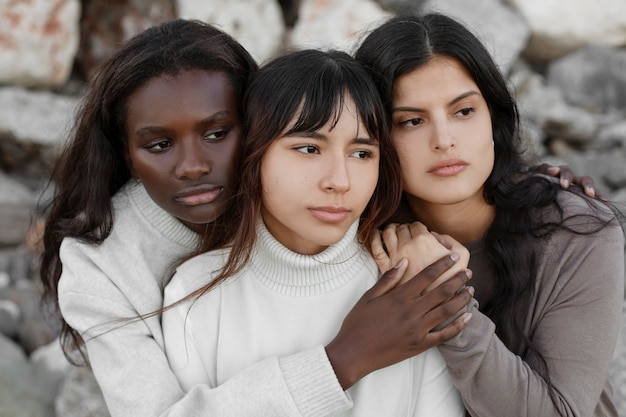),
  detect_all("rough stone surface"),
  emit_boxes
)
[288,0,390,52]
[176,0,285,63]
[0,0,81,87]
[77,0,176,79]
[547,46,626,113]
[507,0,626,62]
